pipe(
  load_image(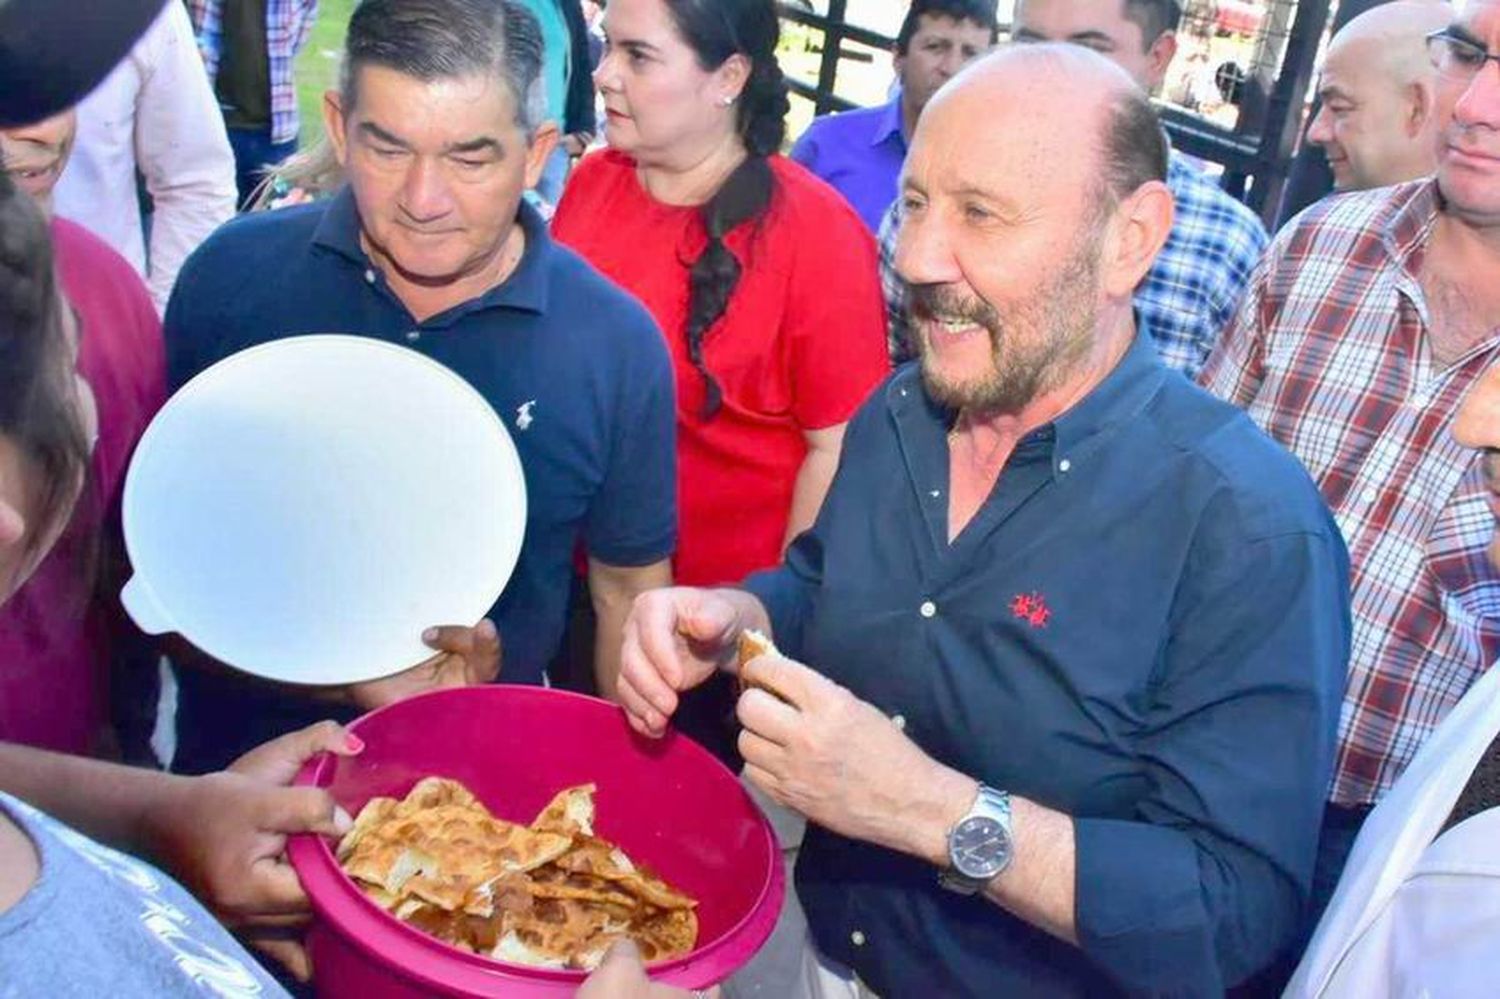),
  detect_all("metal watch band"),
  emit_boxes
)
[938,784,1013,895]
